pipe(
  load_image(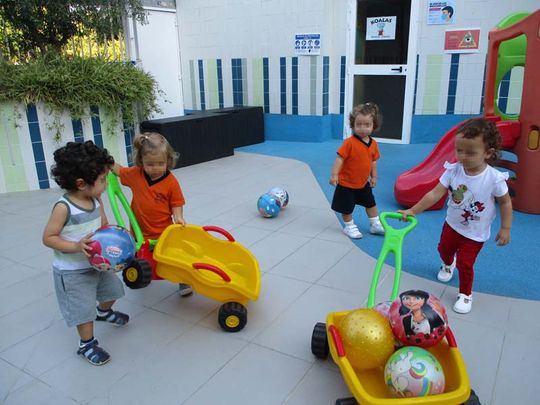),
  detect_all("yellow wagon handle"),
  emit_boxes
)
[202,225,235,242]
[192,263,232,282]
